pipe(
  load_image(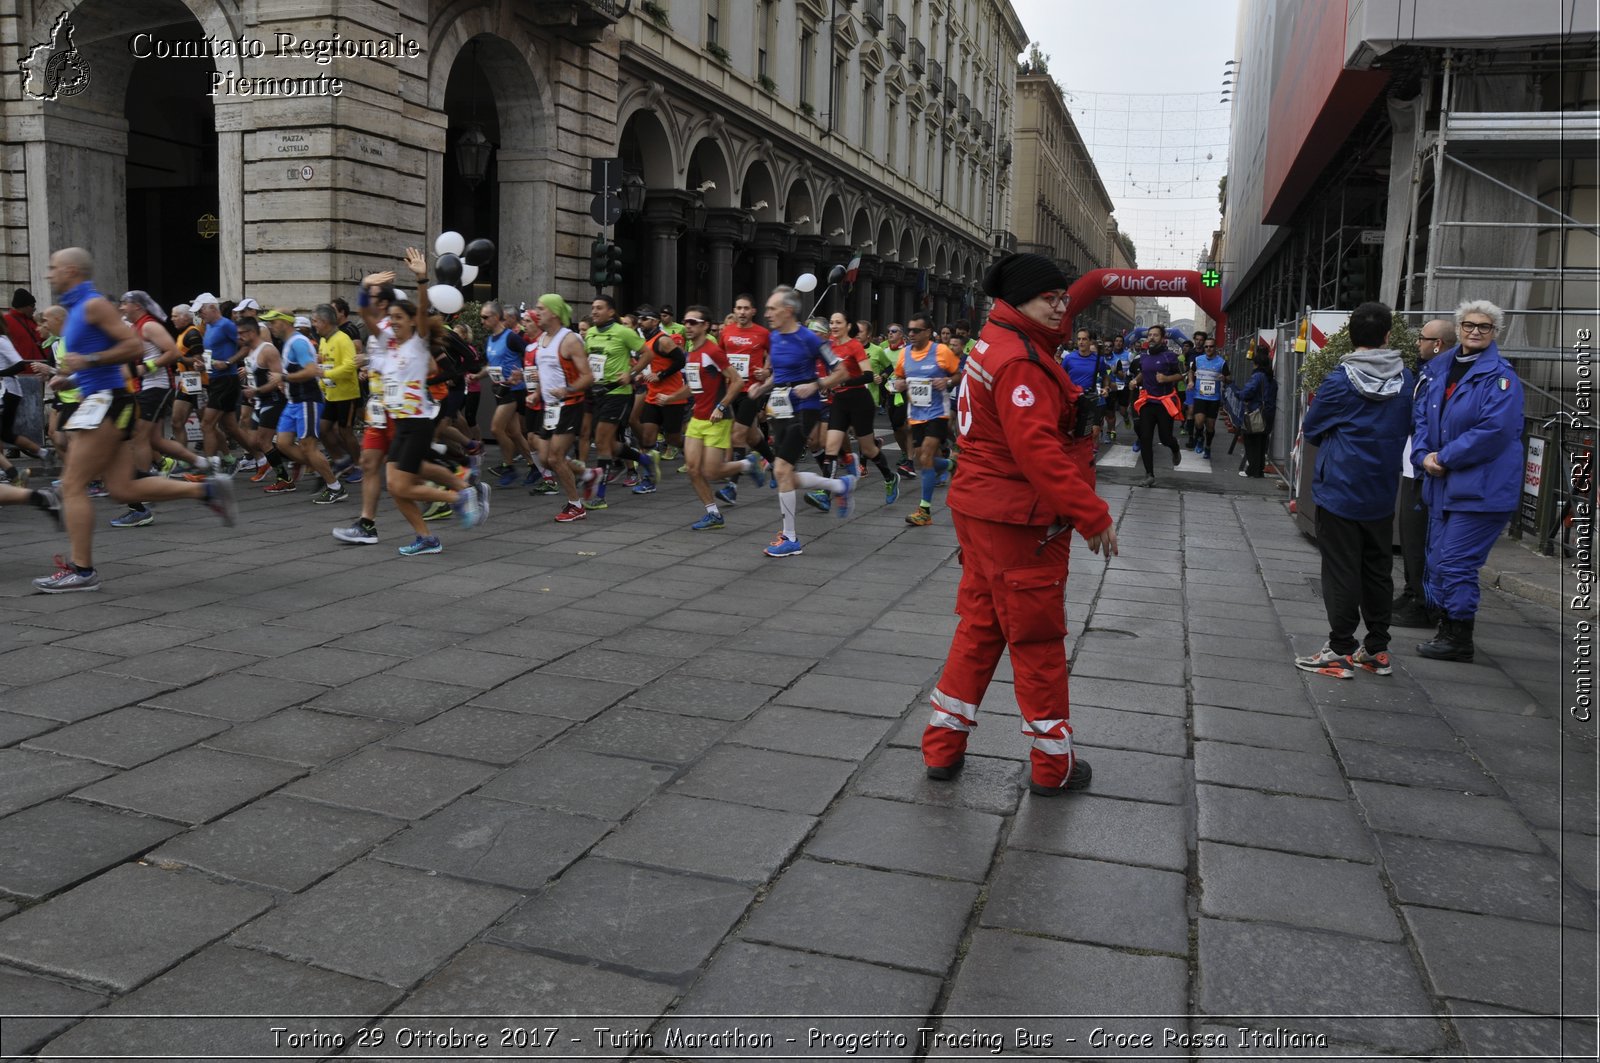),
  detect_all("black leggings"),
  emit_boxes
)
[1,392,20,445]
[1244,430,1270,478]
[1136,402,1179,475]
